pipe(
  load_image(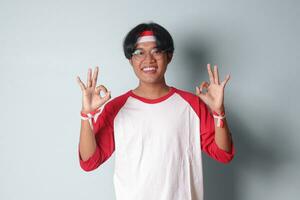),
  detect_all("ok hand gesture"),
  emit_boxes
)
[195,64,230,114]
[76,66,111,114]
